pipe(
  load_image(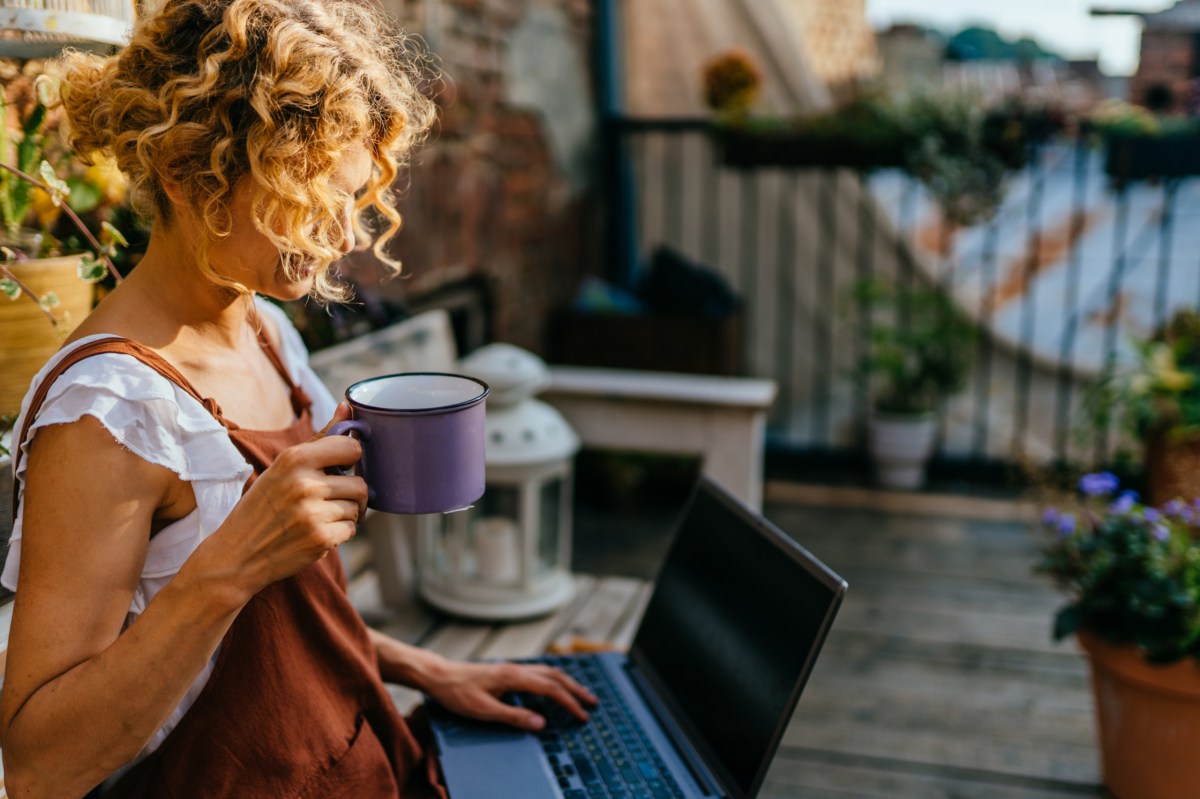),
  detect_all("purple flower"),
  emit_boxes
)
[1152,523,1170,542]
[1079,472,1120,497]
[1110,492,1139,515]
[1057,515,1077,536]
[1164,499,1187,517]
[1144,508,1162,524]
[1042,508,1060,525]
